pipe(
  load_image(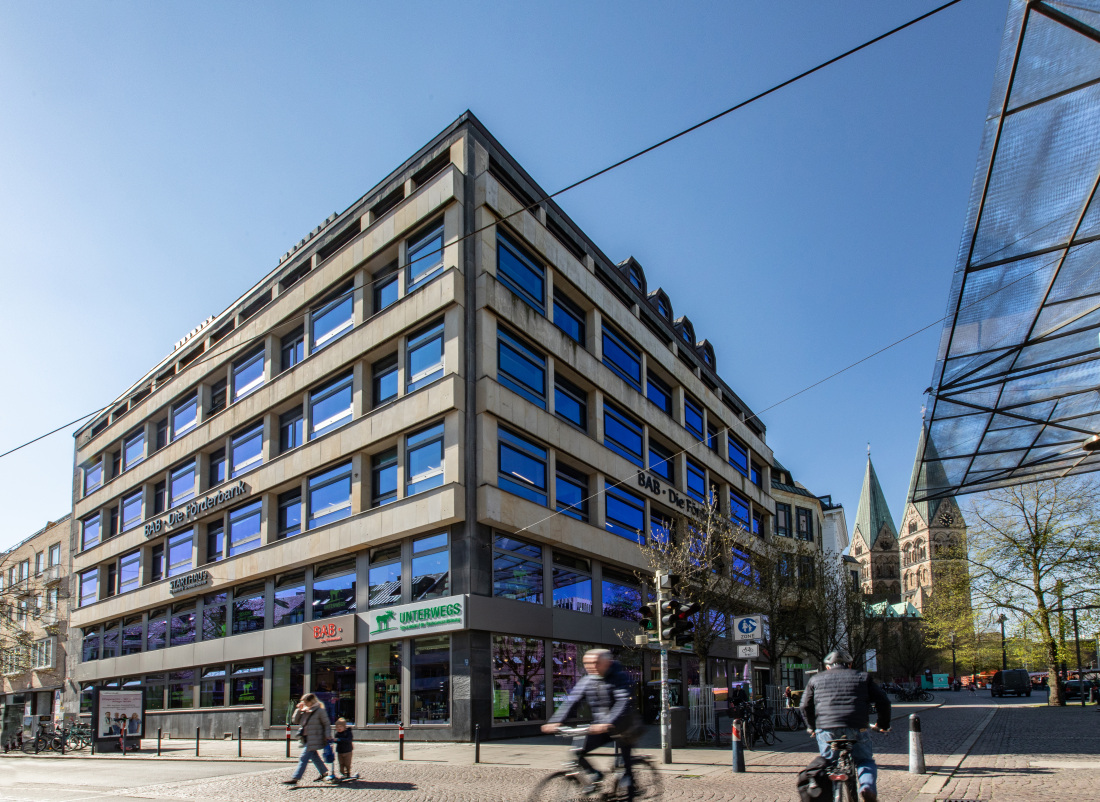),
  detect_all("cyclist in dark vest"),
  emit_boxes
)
[543,649,643,799]
[800,650,891,802]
